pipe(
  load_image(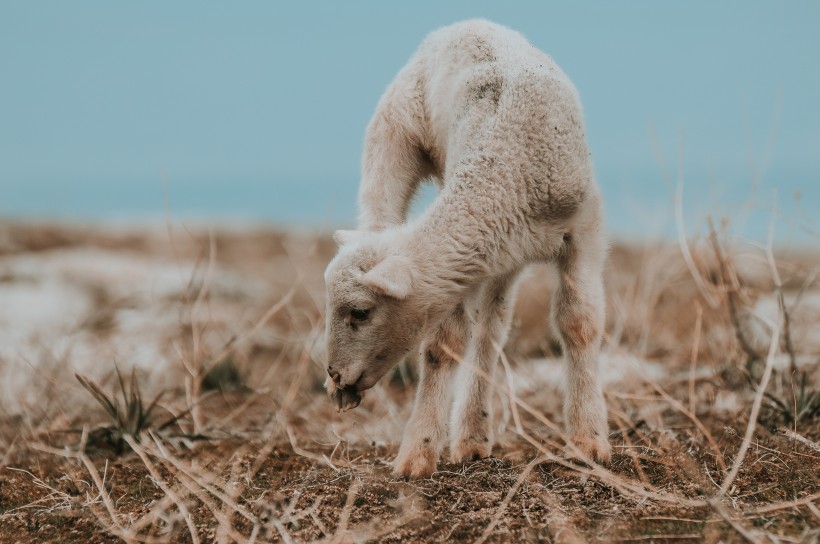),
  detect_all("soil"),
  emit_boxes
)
[0,221,818,543]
